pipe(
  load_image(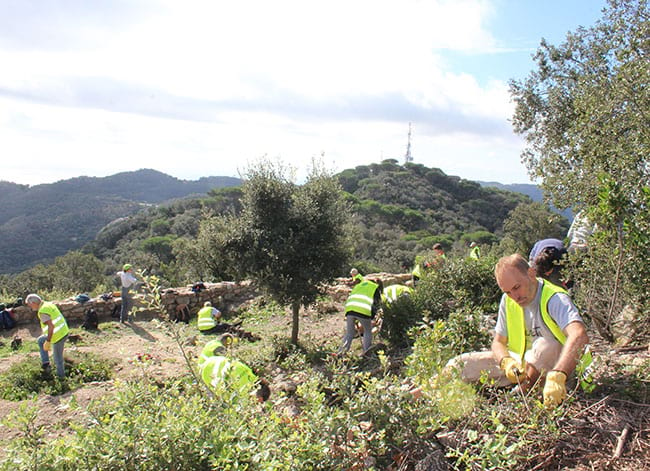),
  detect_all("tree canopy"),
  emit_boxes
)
[200,159,353,344]
[510,0,650,337]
